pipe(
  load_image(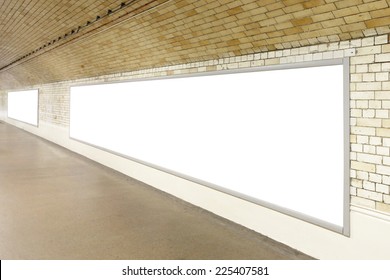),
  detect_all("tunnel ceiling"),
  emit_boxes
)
[1,0,390,90]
